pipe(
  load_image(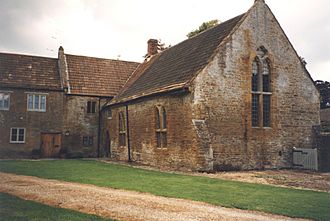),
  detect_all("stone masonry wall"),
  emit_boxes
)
[108,93,207,171]
[0,89,110,158]
[0,88,64,158]
[191,1,320,170]
[62,95,109,157]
